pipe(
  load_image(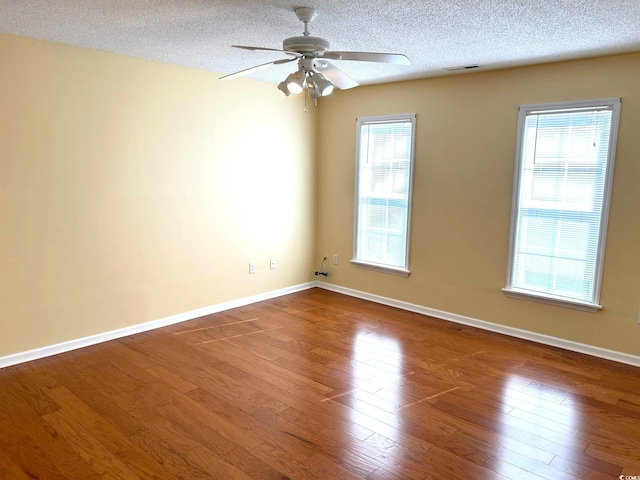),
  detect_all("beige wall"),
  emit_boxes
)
[0,34,316,357]
[2,31,639,361]
[317,52,640,357]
